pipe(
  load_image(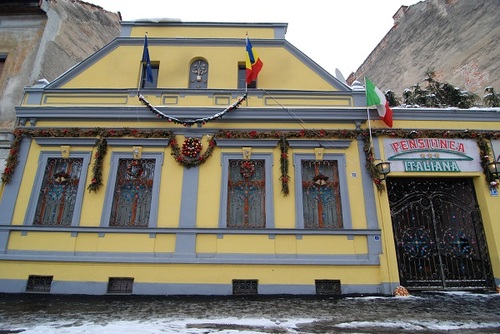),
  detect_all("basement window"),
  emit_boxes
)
[315,279,341,295]
[232,279,258,295]
[107,277,134,294]
[26,275,53,293]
